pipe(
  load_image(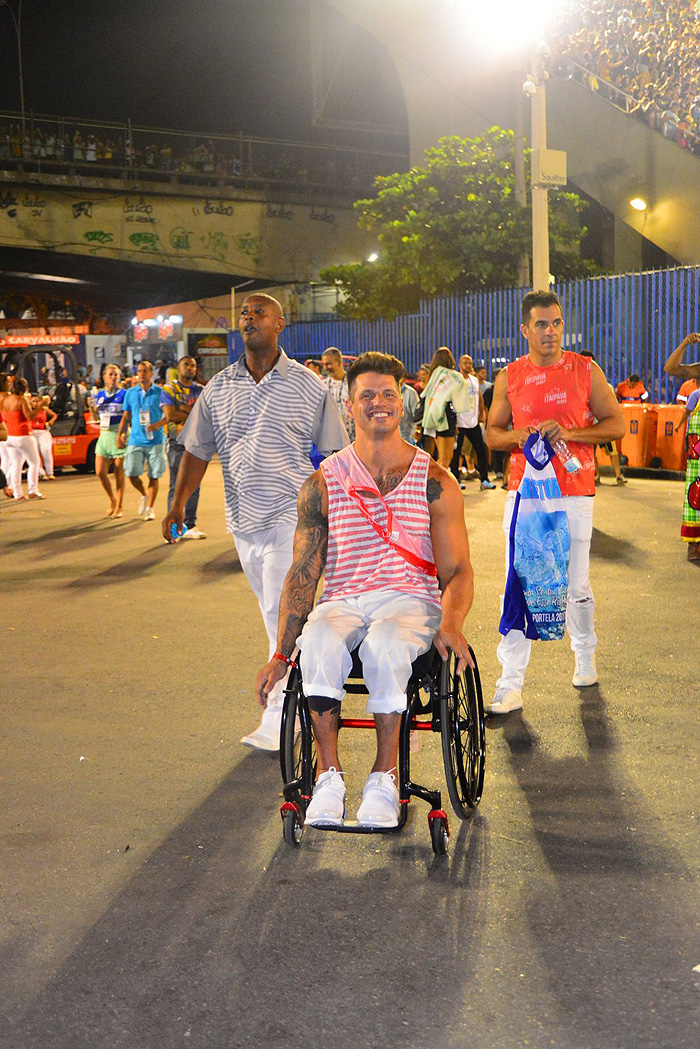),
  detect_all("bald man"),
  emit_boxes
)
[163,294,349,750]
[321,346,355,440]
